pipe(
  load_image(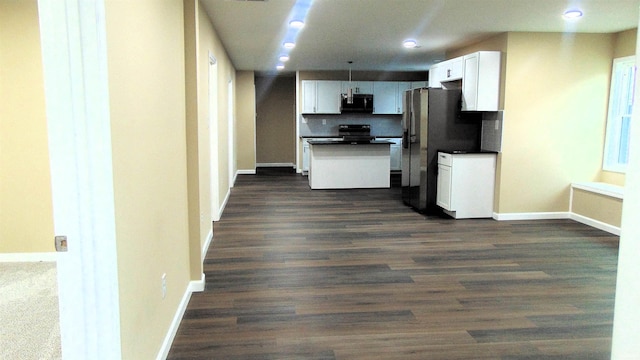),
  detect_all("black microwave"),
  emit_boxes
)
[341,93,373,113]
